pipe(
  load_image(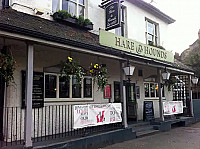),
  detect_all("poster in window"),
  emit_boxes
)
[104,84,111,99]
[22,71,44,108]
[136,86,140,99]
